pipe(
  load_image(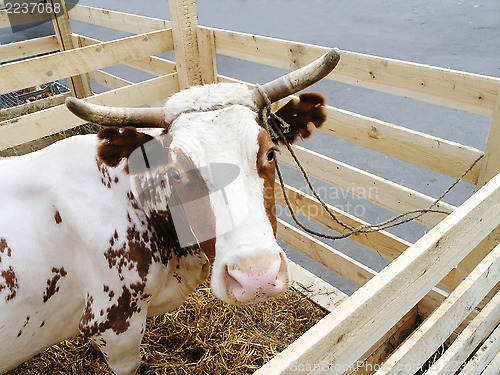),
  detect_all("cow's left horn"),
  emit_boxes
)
[65,97,166,128]
[251,48,340,107]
